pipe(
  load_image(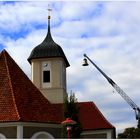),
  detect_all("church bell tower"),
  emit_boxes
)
[28,10,70,103]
